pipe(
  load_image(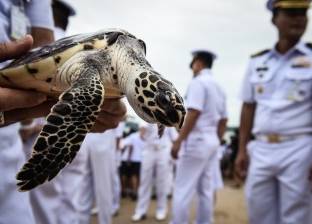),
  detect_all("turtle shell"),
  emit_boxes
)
[0,29,128,98]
